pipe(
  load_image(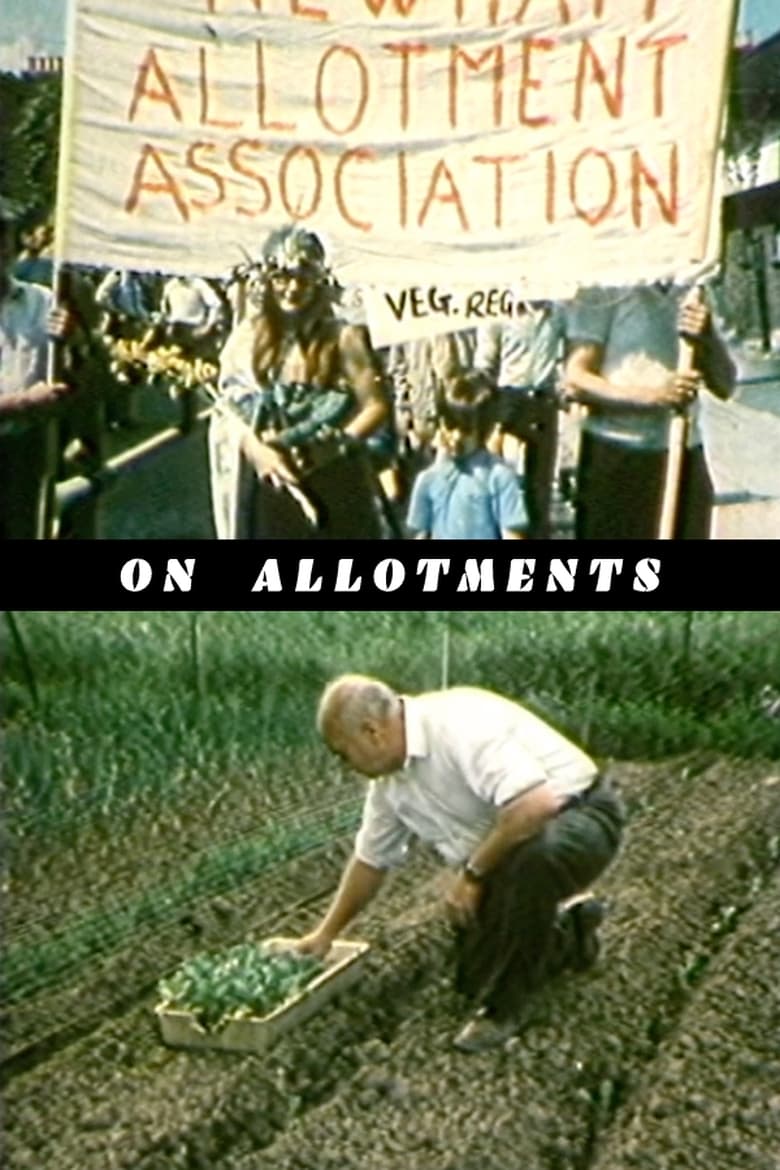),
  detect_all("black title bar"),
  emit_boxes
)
[3,539,776,610]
